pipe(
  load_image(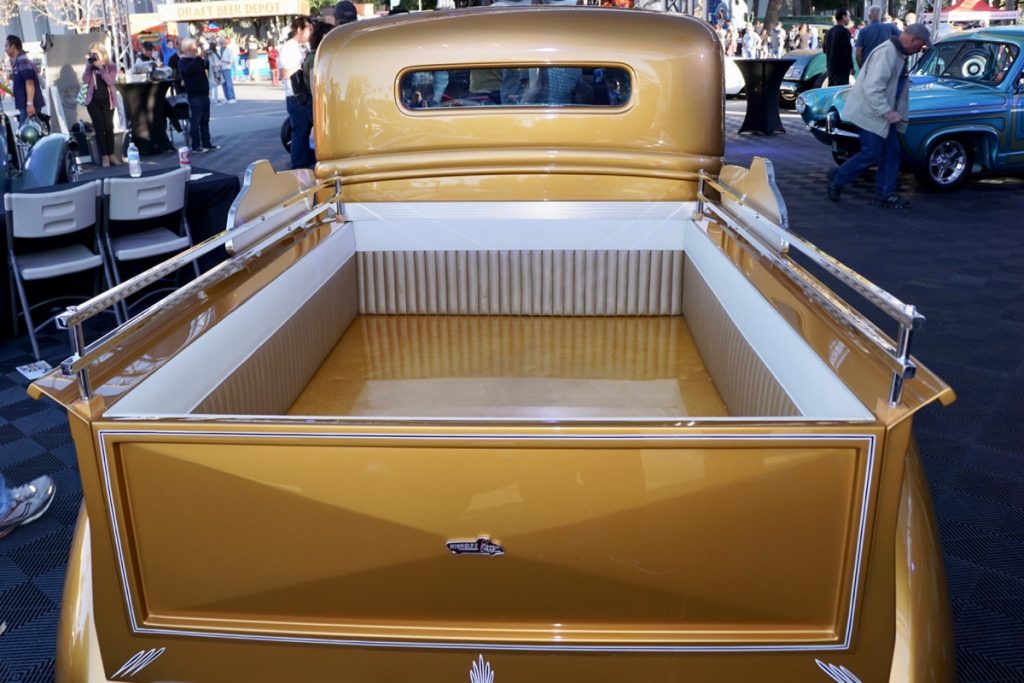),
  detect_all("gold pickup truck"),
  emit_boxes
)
[38,7,955,682]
